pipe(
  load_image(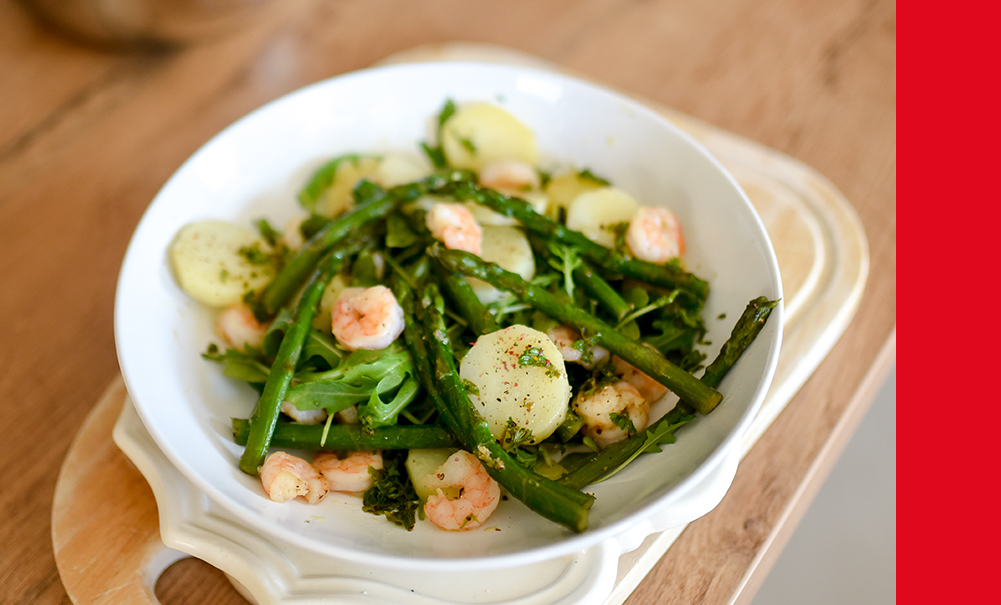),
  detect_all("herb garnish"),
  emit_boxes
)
[517,346,560,378]
[362,451,420,531]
